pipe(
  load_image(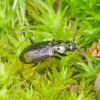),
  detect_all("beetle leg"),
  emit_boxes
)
[58,53,67,56]
[29,37,34,45]
[33,62,45,67]
[51,39,56,46]
[33,62,38,67]
[53,55,61,60]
